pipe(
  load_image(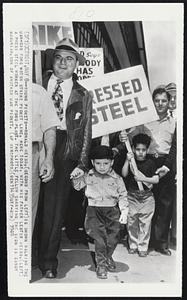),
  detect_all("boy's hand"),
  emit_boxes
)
[127,152,134,161]
[119,130,128,143]
[112,147,119,157]
[134,171,146,182]
[70,167,84,179]
[155,165,170,178]
[119,209,129,224]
